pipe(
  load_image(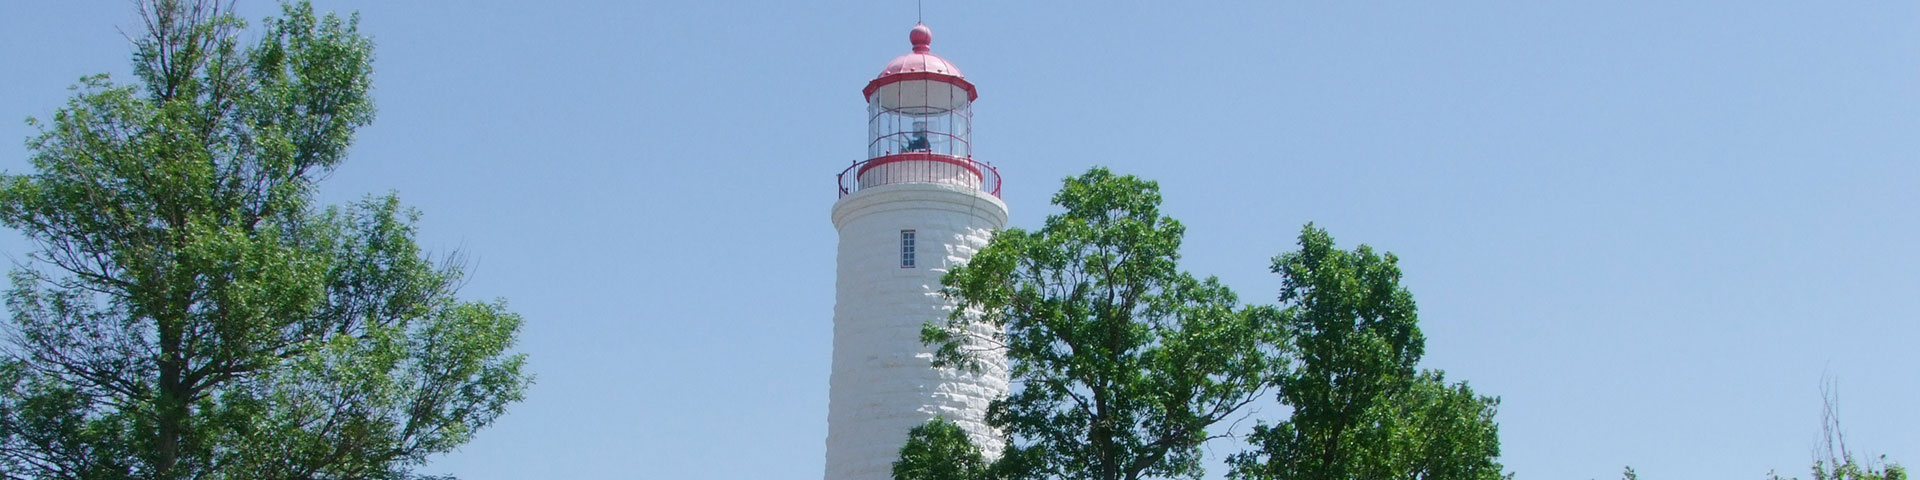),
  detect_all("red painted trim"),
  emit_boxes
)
[856,153,983,179]
[837,154,1001,199]
[862,72,979,101]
